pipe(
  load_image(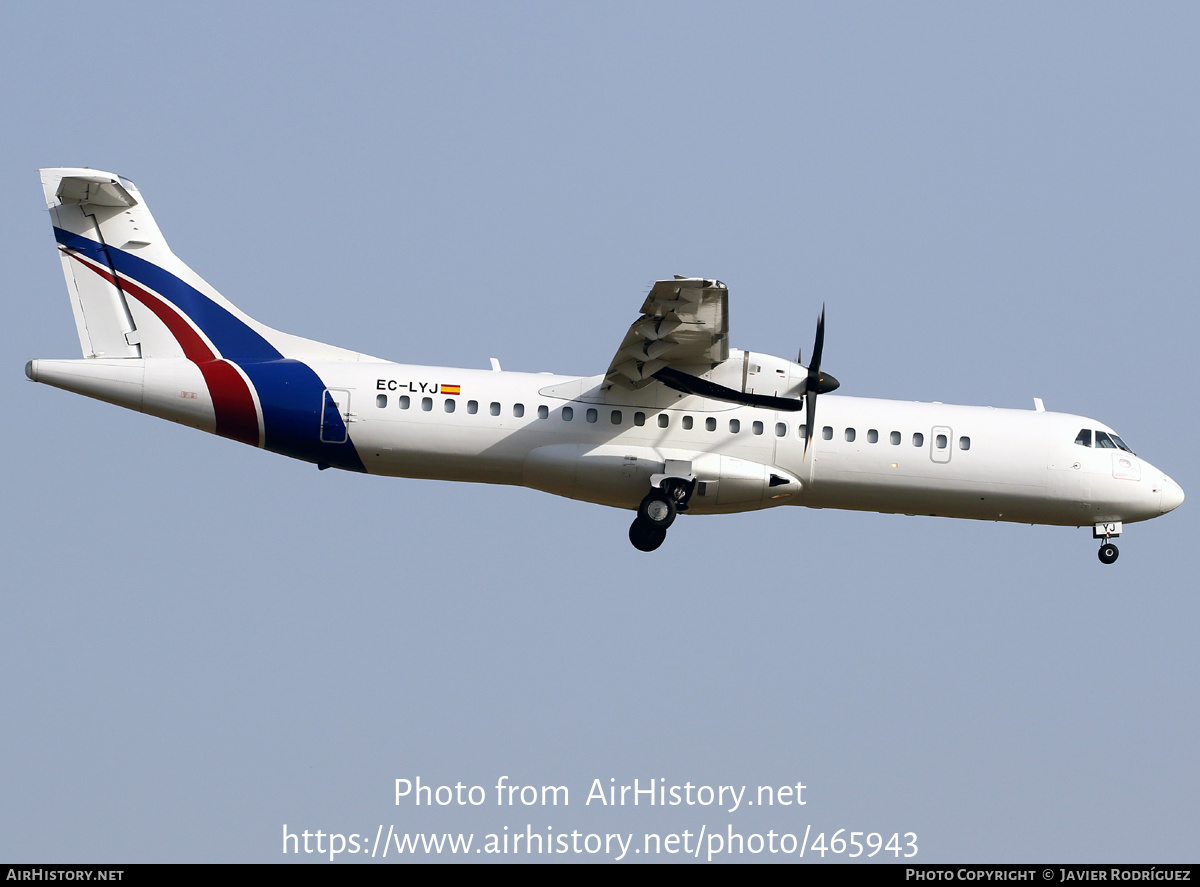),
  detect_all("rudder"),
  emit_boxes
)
[42,169,146,359]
